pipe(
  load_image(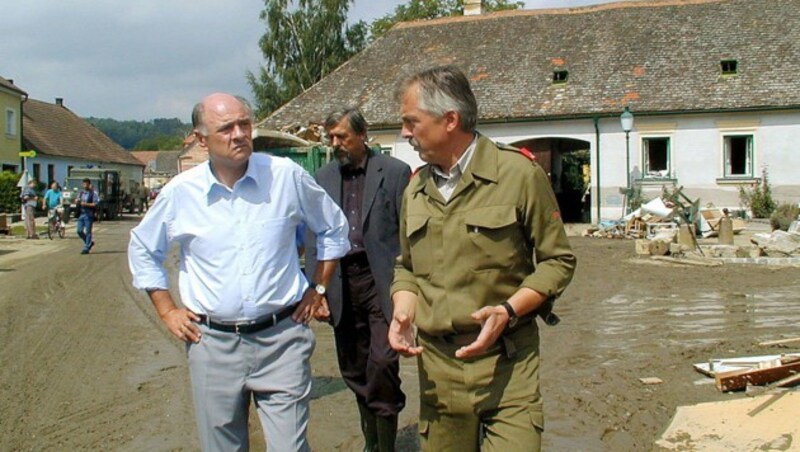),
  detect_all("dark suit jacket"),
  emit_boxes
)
[305,150,411,327]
